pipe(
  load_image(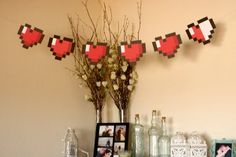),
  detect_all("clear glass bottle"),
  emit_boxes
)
[158,117,170,157]
[148,110,163,157]
[132,114,144,157]
[64,128,78,157]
